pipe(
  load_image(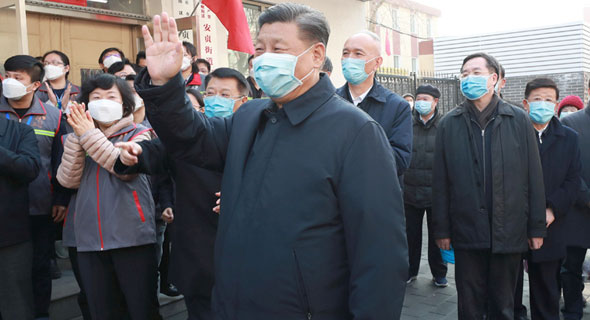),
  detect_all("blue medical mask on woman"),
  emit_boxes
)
[204,96,236,118]
[460,75,492,100]
[342,57,377,85]
[414,100,433,115]
[253,45,315,98]
[528,101,555,124]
